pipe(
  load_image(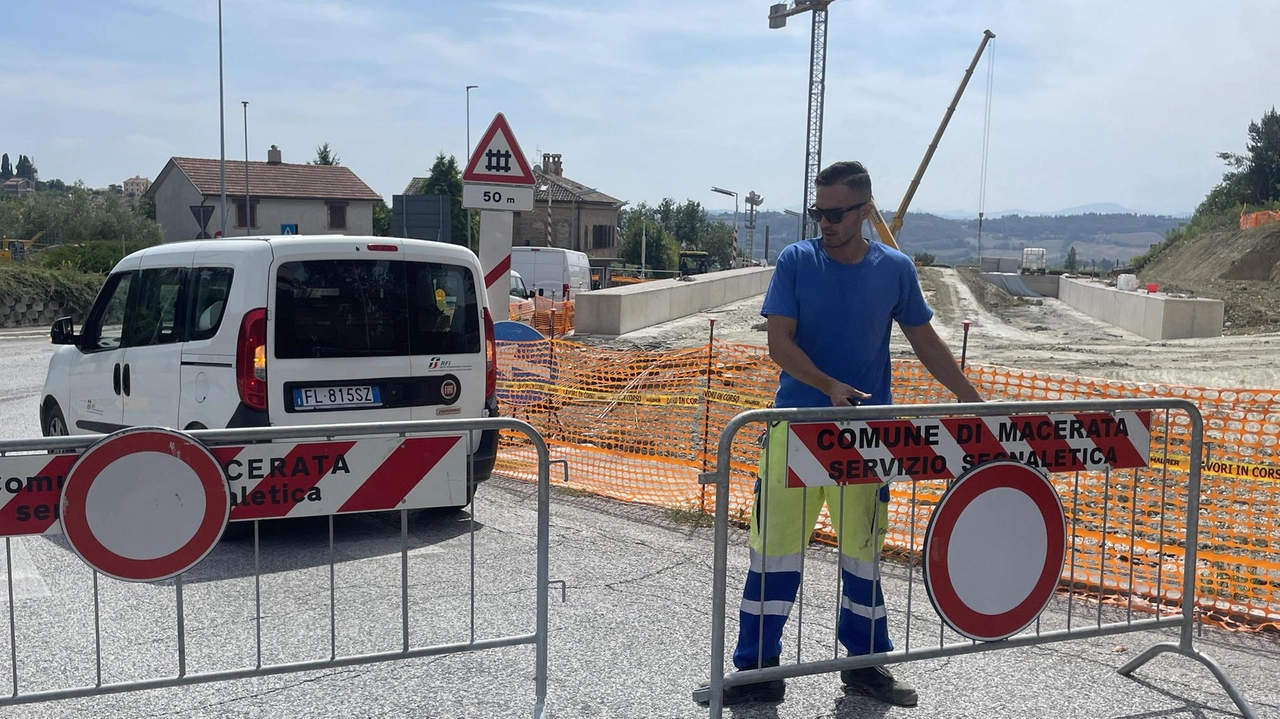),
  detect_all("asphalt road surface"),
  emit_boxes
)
[0,330,1277,718]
